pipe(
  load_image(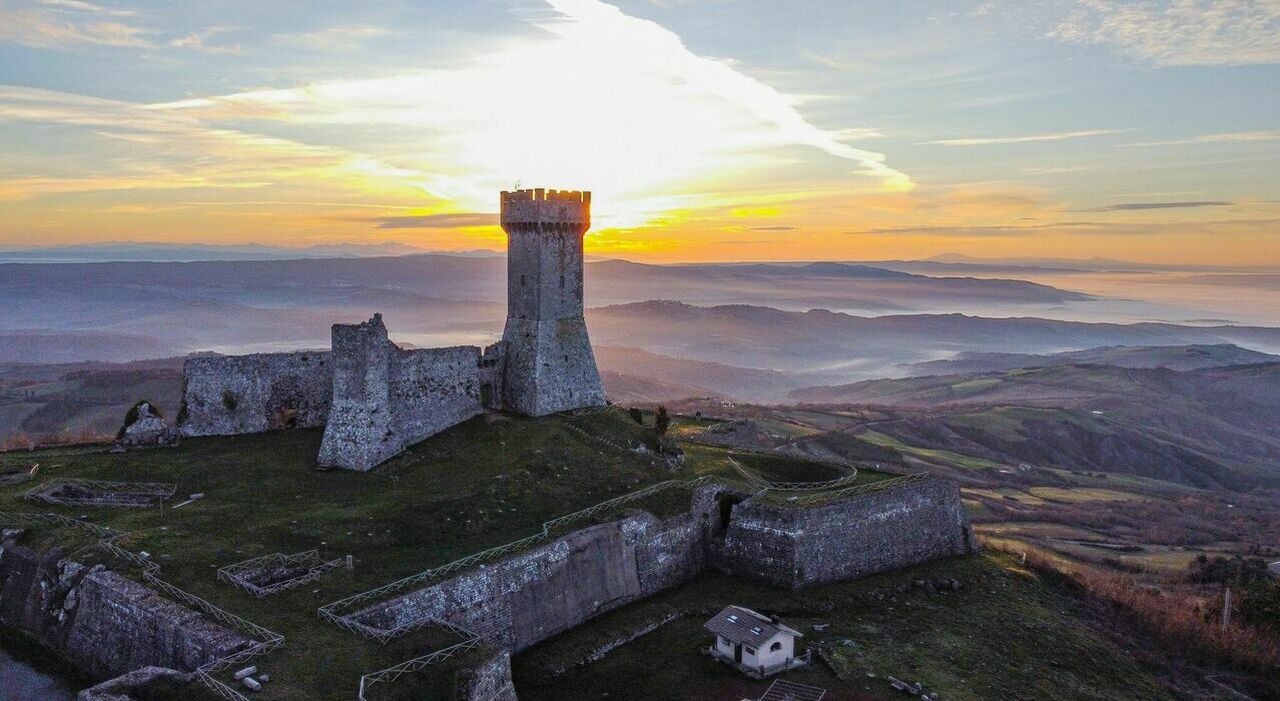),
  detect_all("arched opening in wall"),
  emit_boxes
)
[480,383,493,408]
[718,493,743,532]
[770,641,782,652]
